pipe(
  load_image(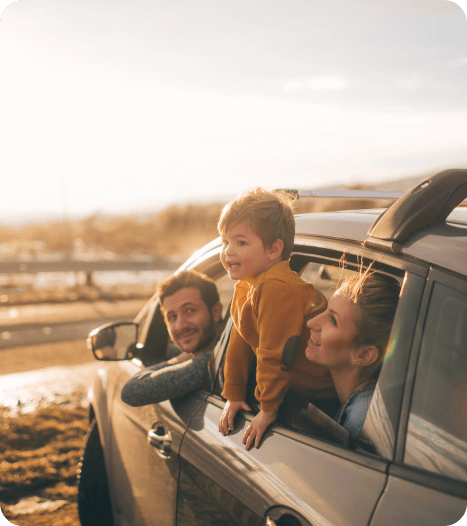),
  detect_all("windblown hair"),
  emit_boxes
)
[336,268,401,364]
[157,270,220,312]
[218,188,296,260]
